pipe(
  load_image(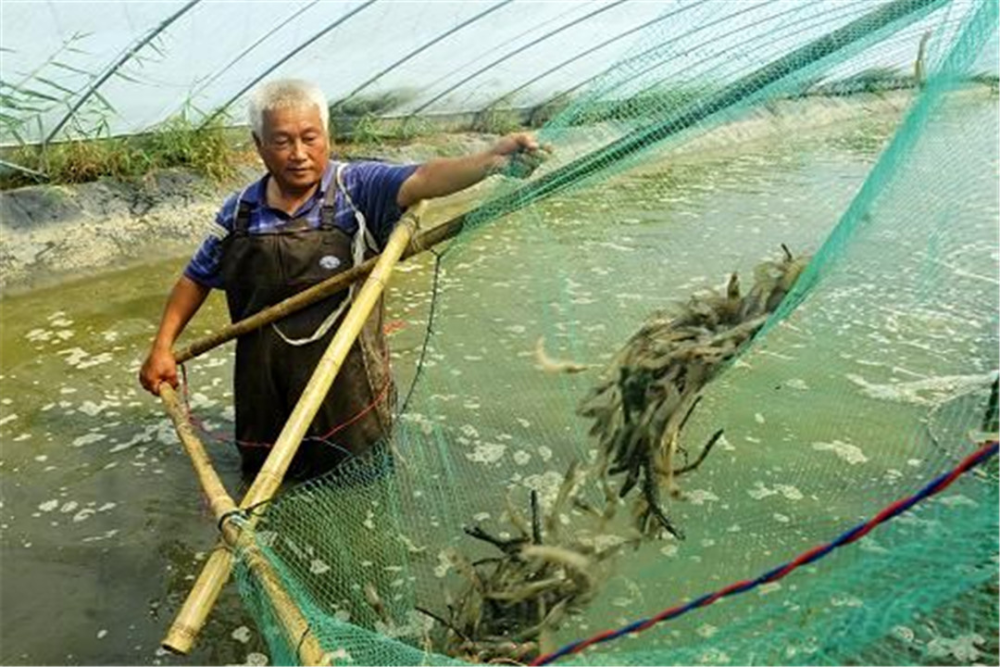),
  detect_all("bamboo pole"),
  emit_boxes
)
[174,210,464,364]
[159,385,328,664]
[160,384,238,520]
[162,200,428,656]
